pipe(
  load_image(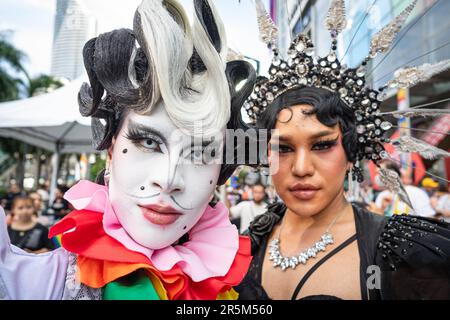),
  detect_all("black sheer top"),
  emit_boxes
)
[236,202,450,300]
